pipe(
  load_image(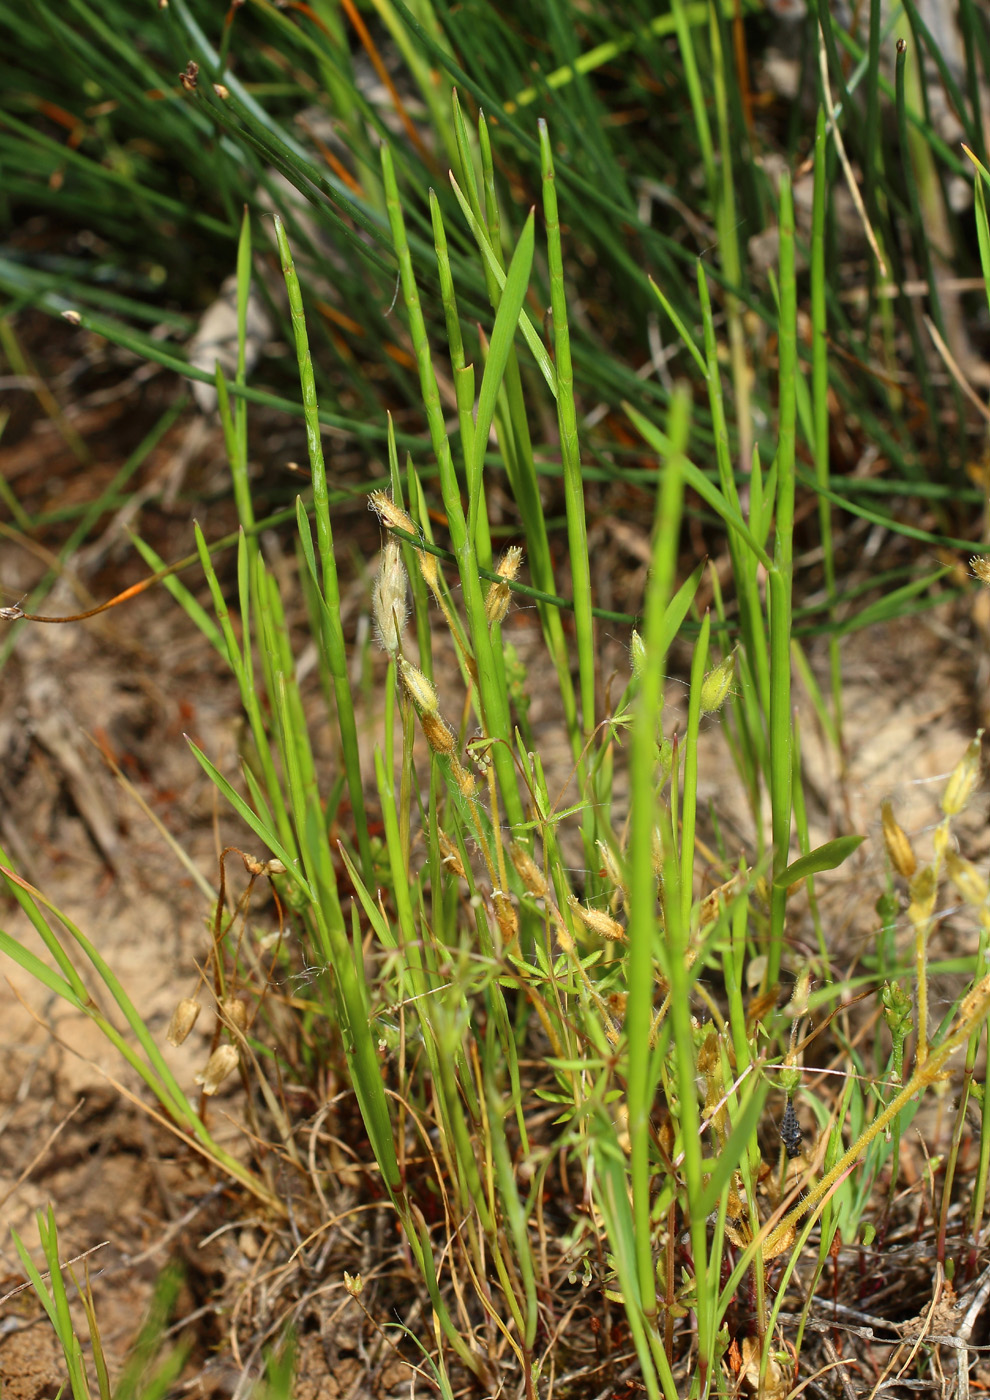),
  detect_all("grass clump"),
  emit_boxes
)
[3,2,990,1396]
